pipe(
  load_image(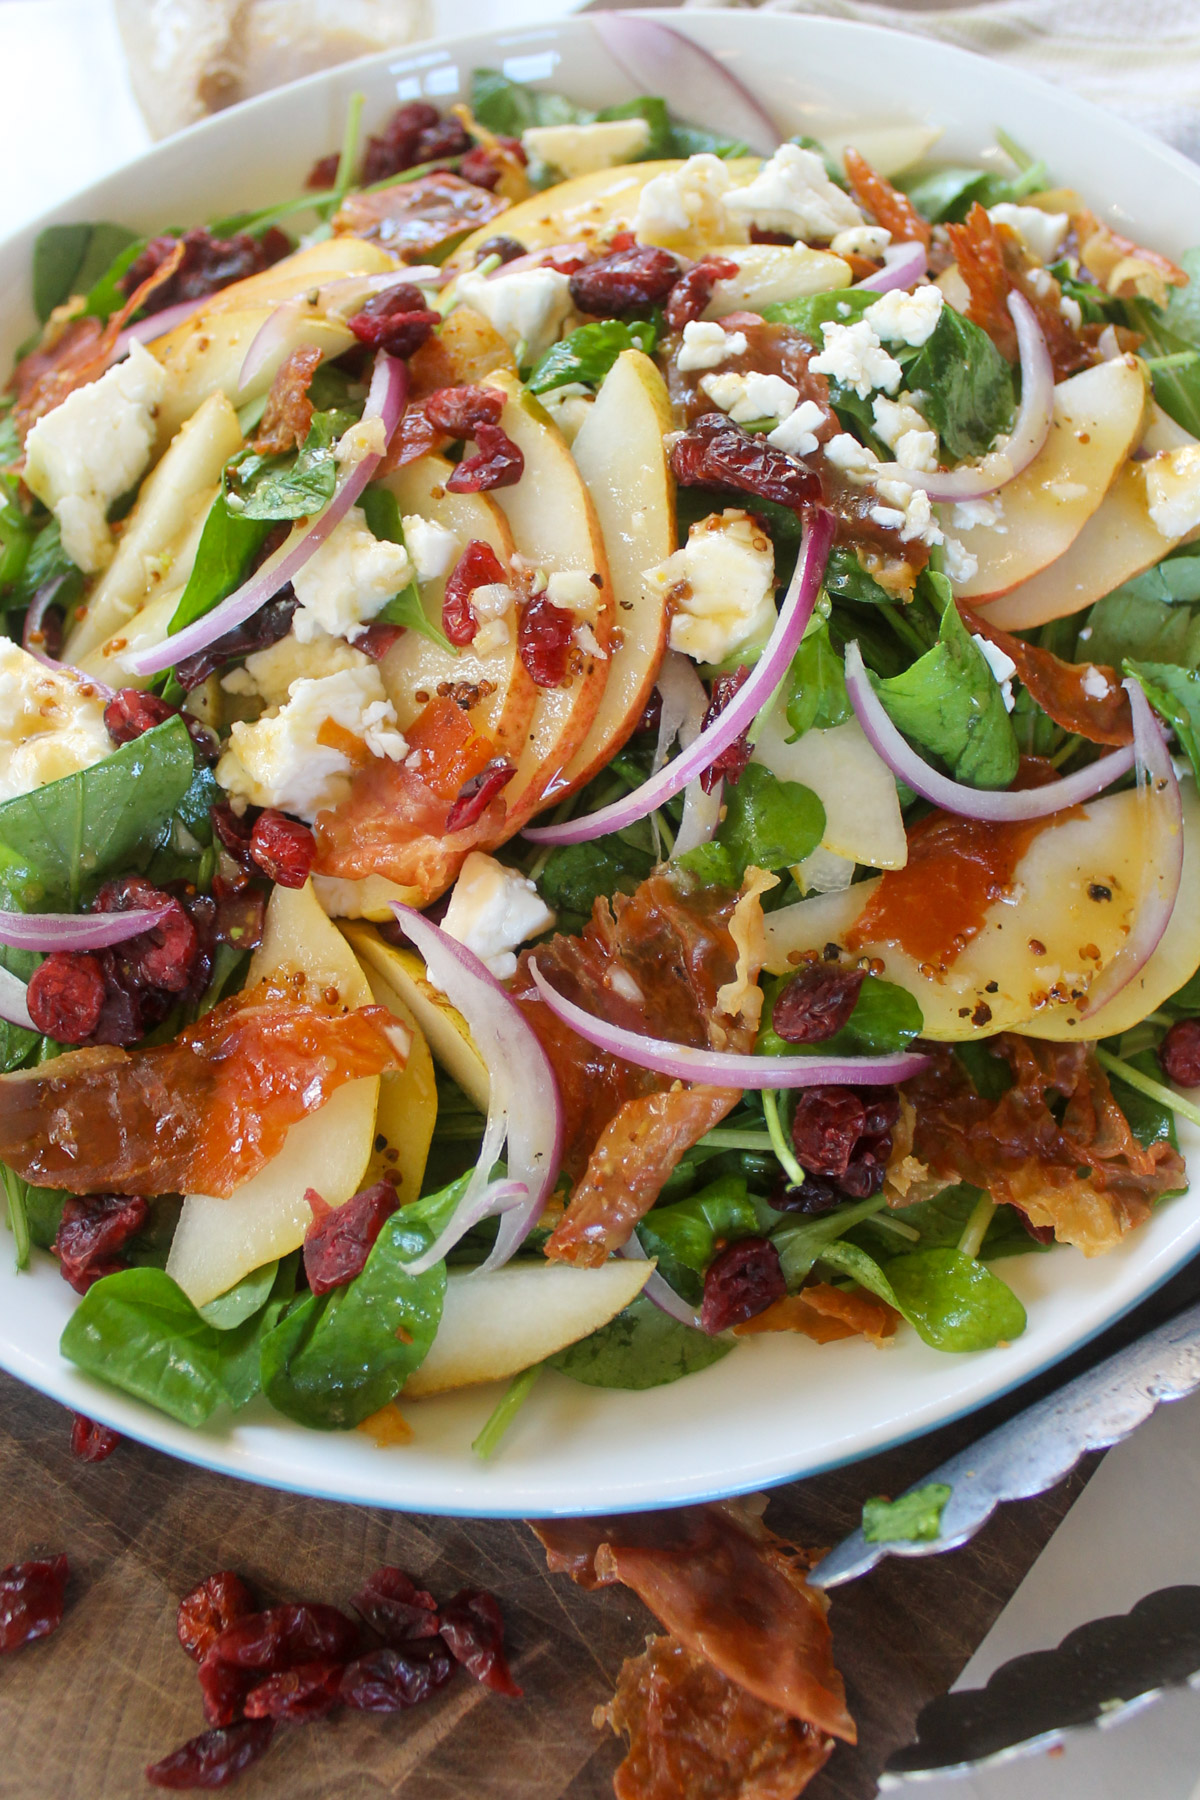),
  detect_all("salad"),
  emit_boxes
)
[1,25,1199,1457]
